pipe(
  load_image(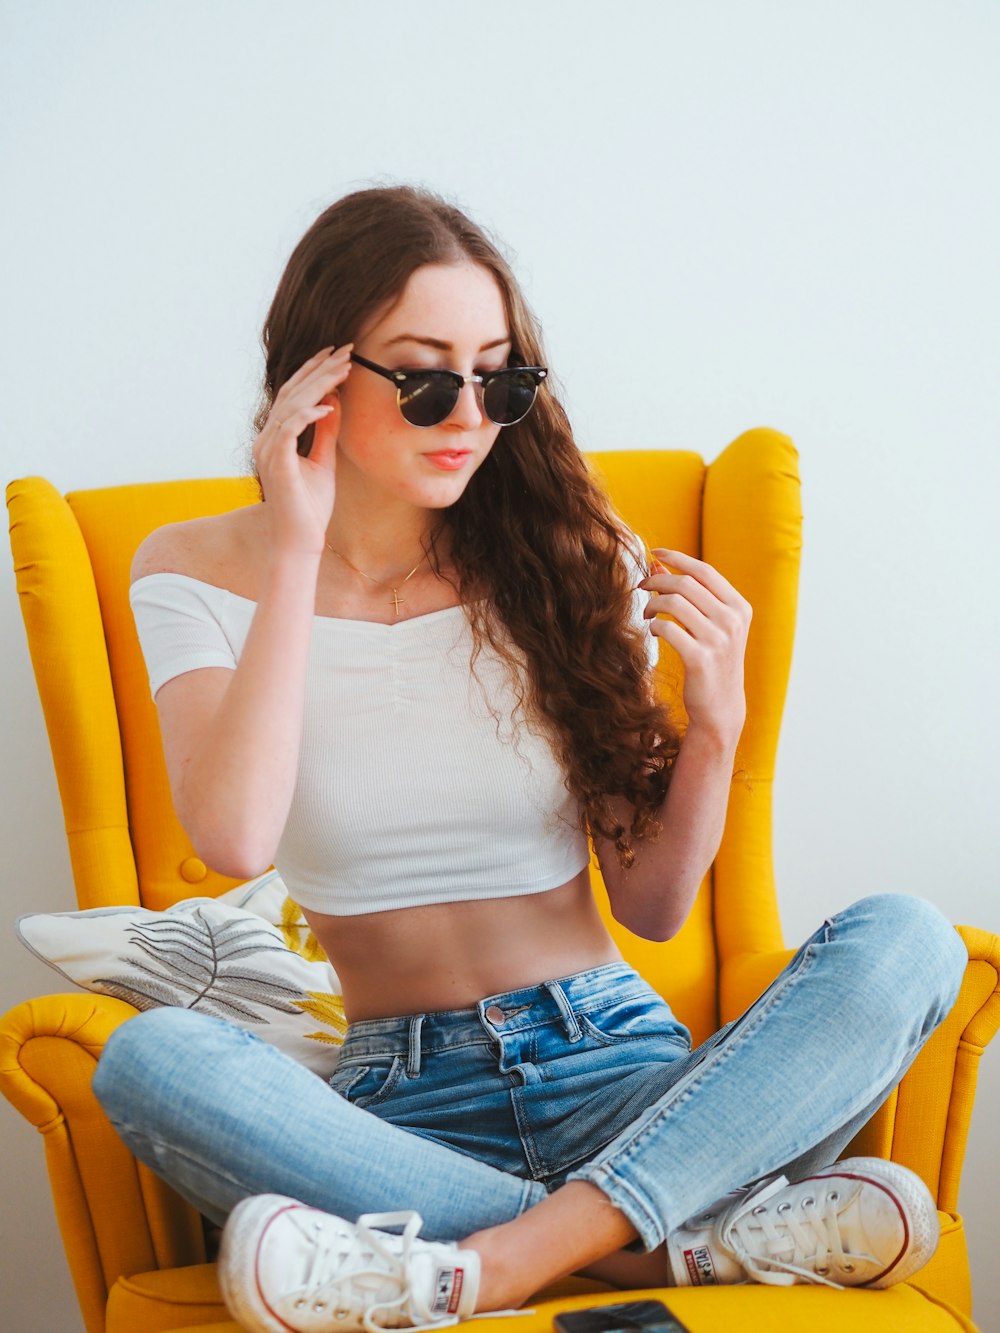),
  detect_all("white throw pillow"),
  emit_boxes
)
[16,872,346,1077]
